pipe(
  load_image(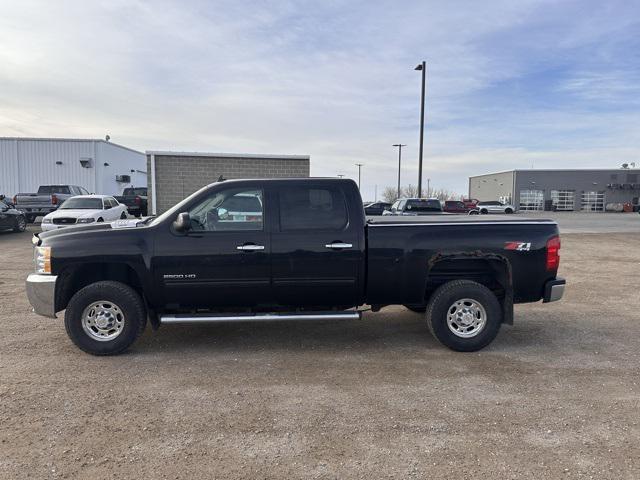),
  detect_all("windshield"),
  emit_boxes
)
[405,199,442,212]
[59,198,103,210]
